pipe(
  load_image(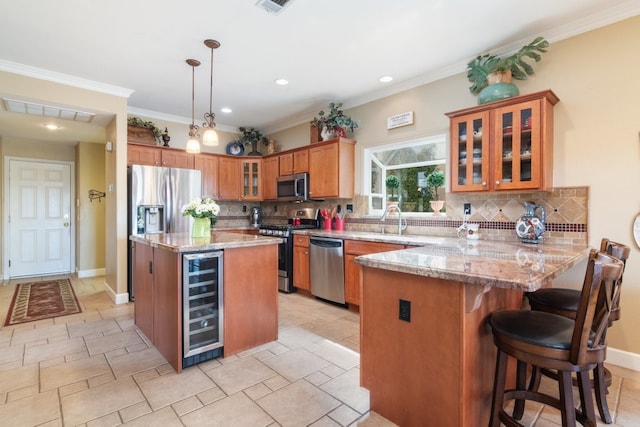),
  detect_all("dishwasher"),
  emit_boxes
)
[309,237,345,304]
